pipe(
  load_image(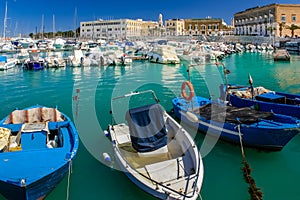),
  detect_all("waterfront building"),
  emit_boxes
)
[80,19,156,40]
[165,19,185,36]
[183,17,224,36]
[80,18,161,39]
[141,21,158,37]
[80,14,230,39]
[234,4,300,37]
